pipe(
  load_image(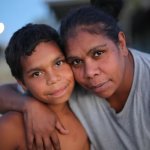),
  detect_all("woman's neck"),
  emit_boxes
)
[107,51,134,113]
